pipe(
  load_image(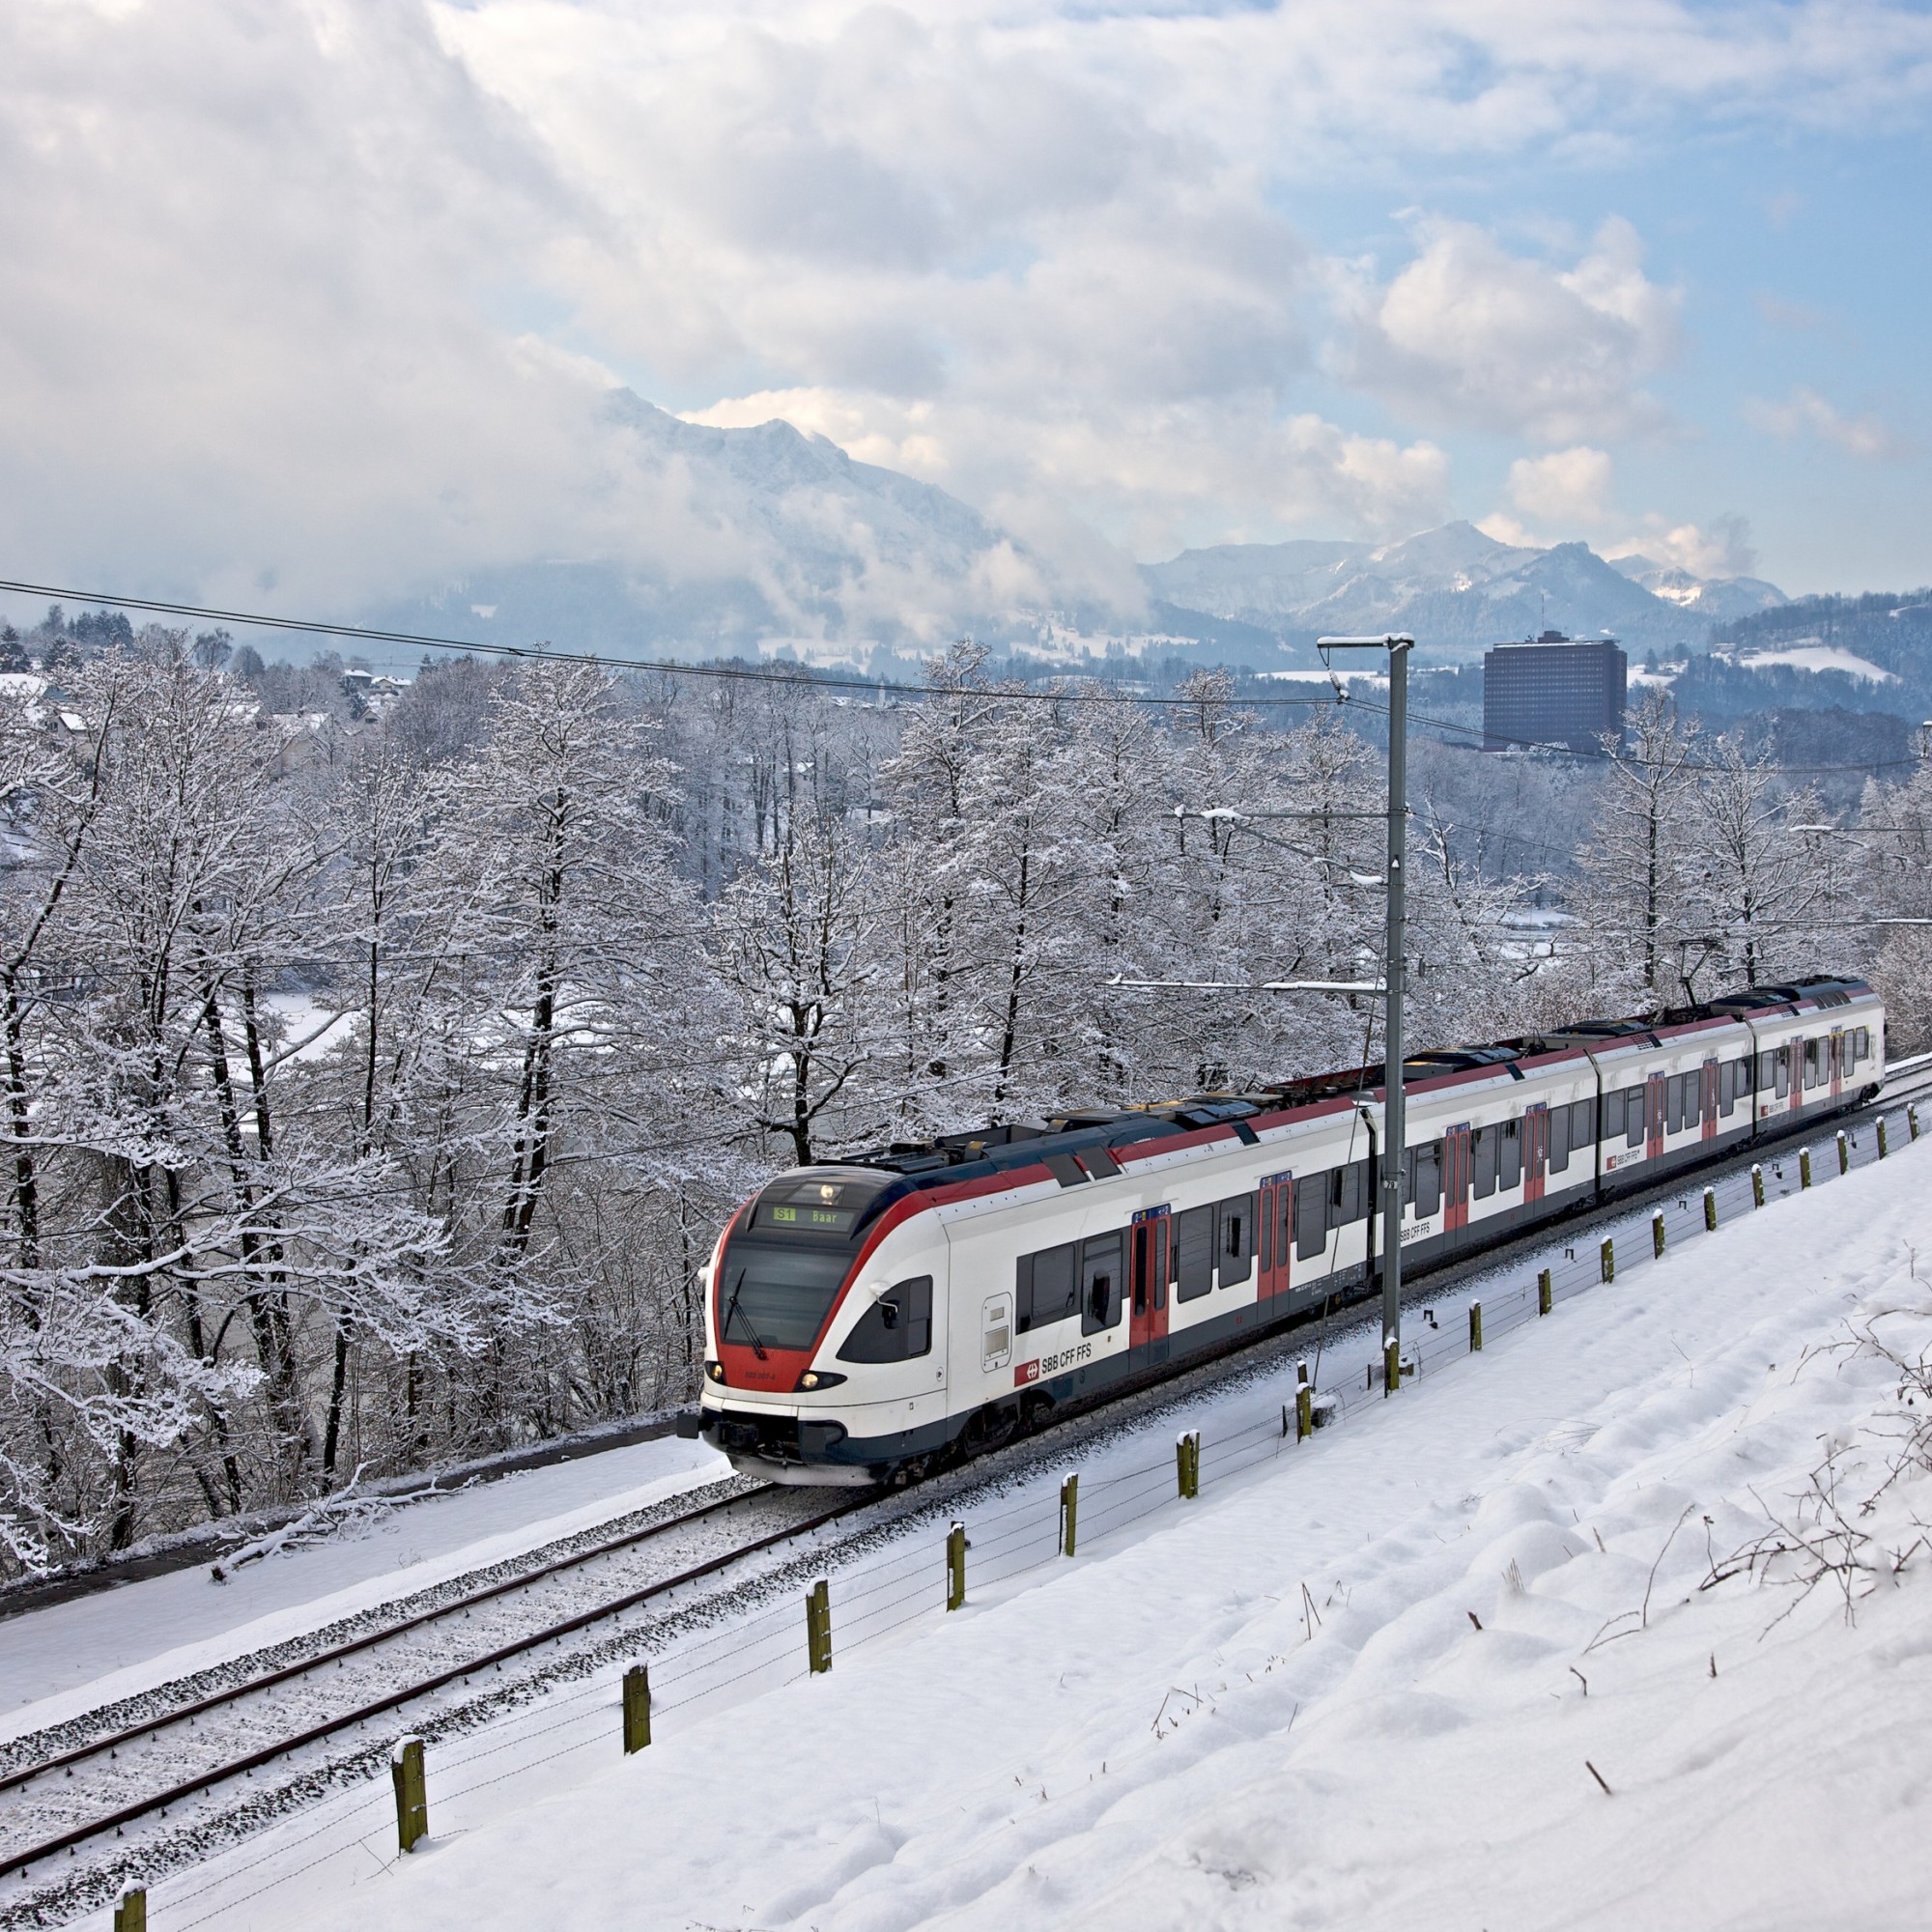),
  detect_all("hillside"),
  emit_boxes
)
[84,1119,1932,1932]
